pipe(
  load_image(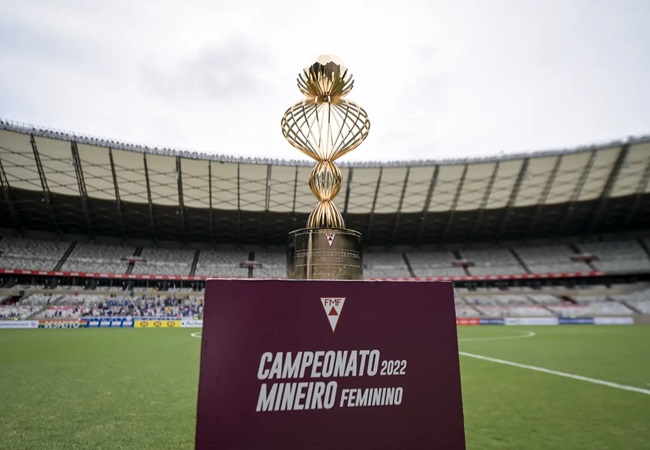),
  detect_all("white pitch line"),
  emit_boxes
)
[460,351,650,396]
[190,331,202,339]
[459,331,536,342]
